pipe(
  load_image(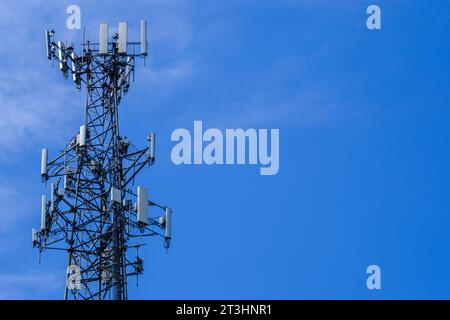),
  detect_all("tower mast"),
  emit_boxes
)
[34,20,172,300]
